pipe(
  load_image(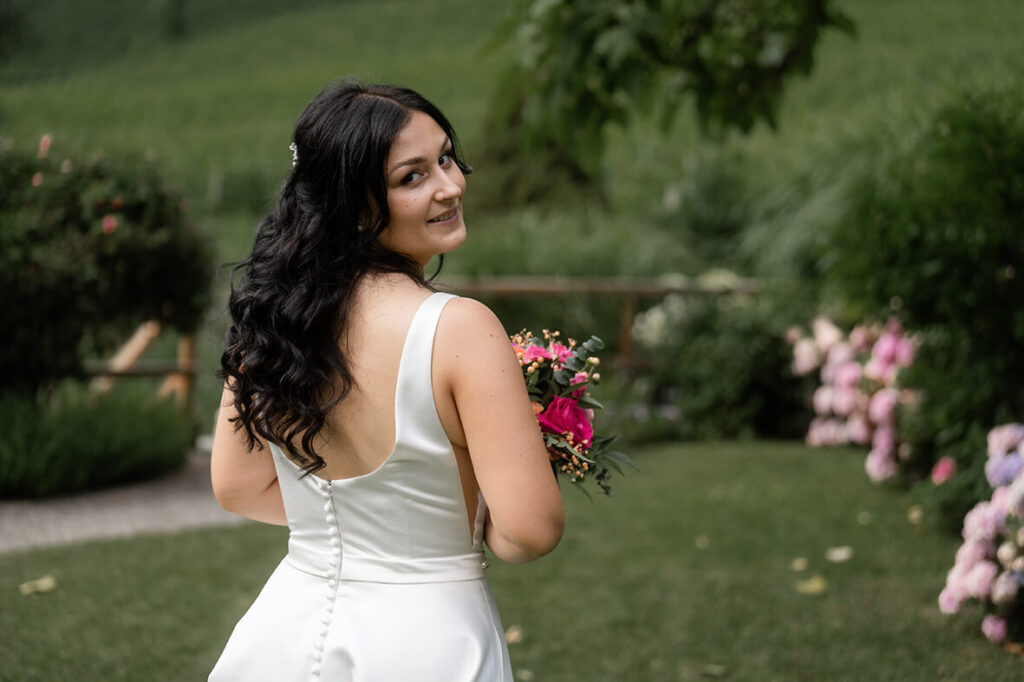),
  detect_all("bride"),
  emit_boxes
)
[207,80,564,681]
